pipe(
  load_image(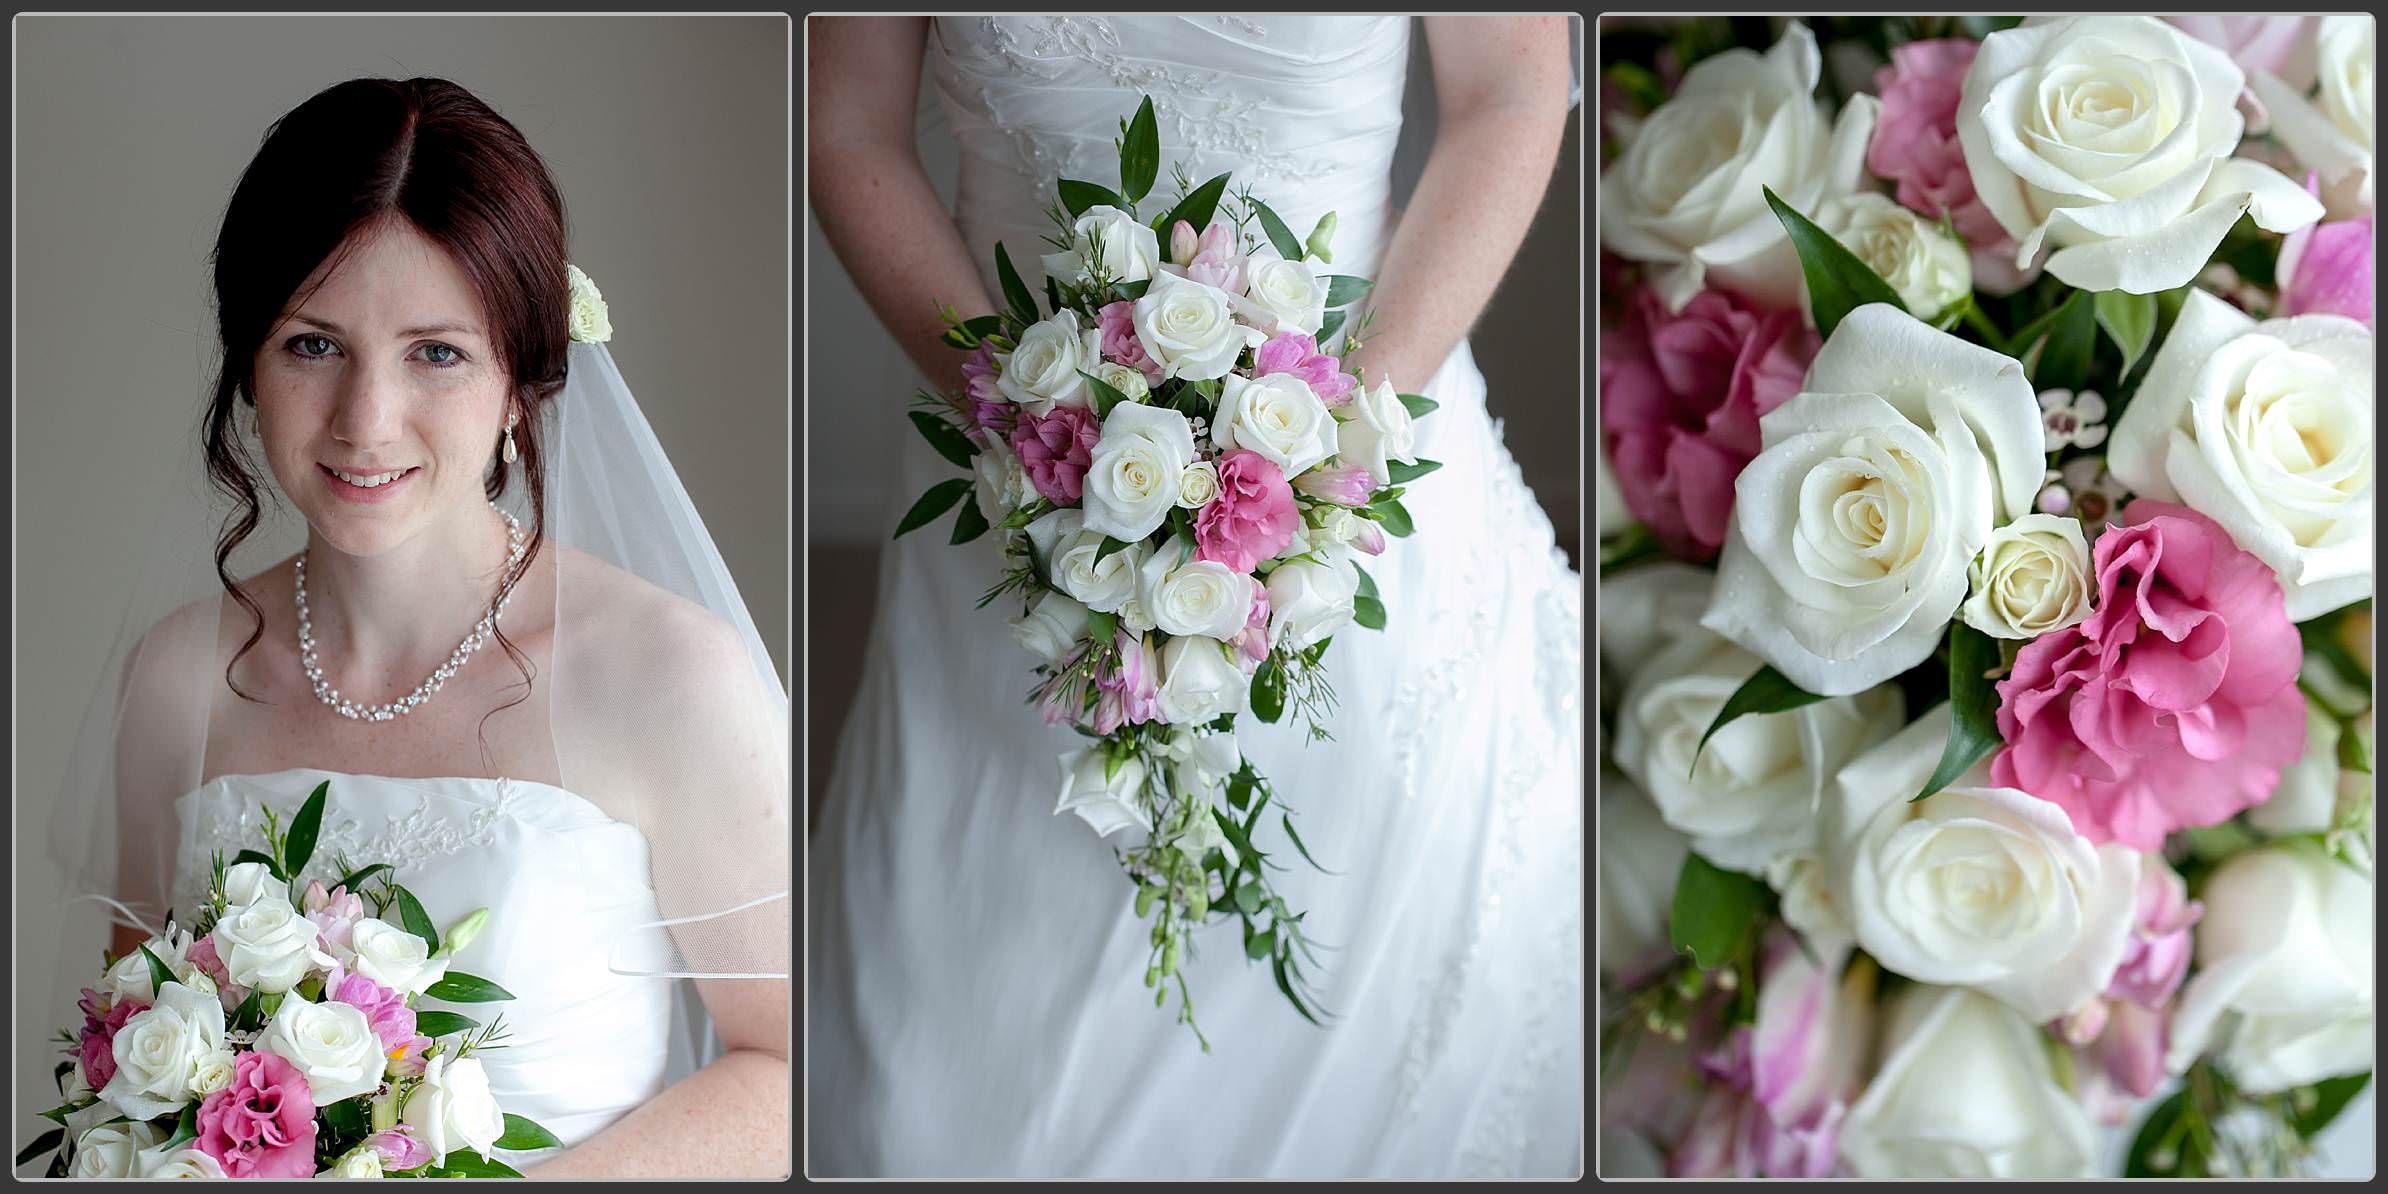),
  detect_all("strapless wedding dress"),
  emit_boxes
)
[809,16,1584,1178]
[169,769,685,1160]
